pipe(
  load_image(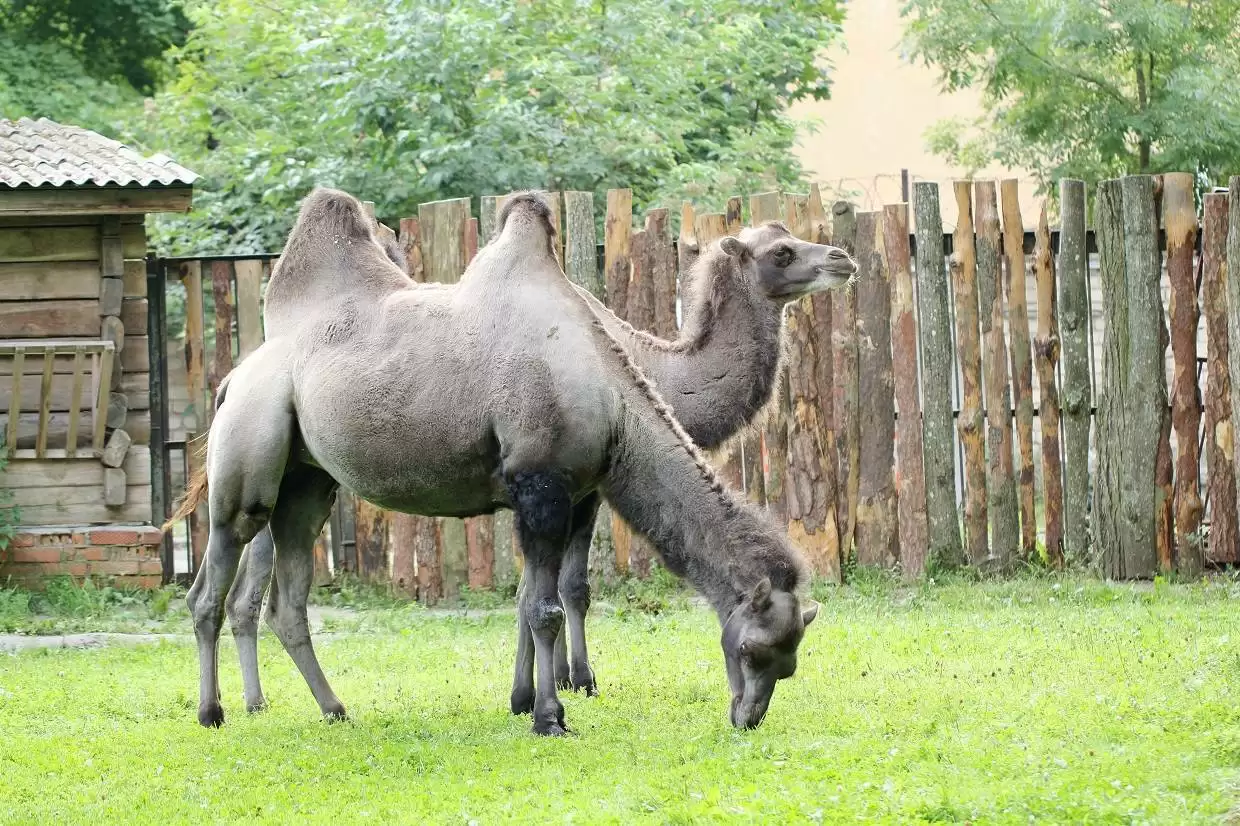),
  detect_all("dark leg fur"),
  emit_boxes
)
[506,470,573,736]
